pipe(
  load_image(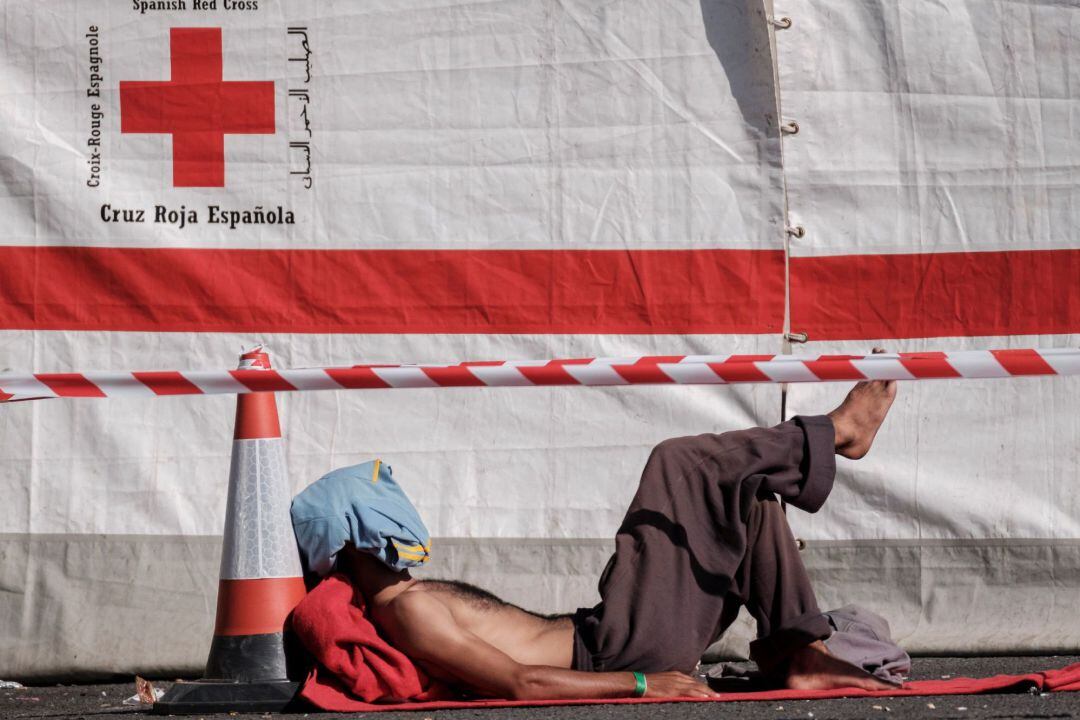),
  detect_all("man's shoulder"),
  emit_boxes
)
[373,585,467,657]
[375,584,457,630]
